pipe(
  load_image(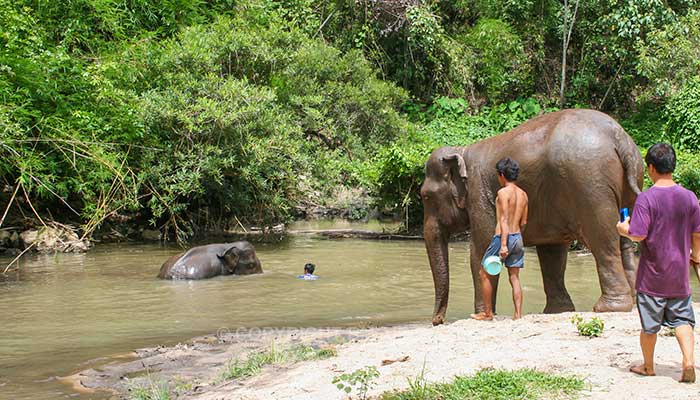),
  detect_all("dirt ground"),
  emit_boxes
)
[70,309,700,399]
